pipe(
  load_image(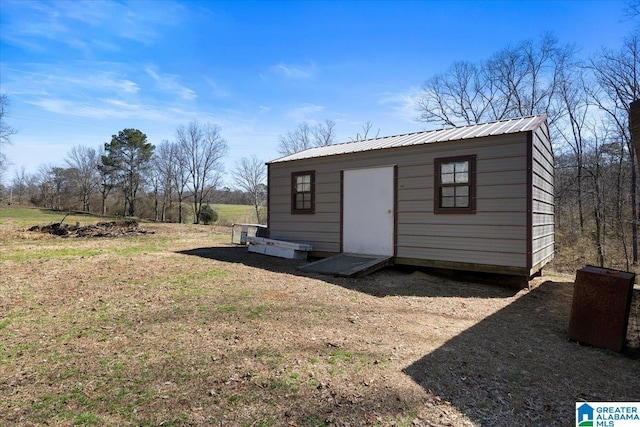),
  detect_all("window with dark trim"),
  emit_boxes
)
[291,170,315,214]
[434,155,476,214]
